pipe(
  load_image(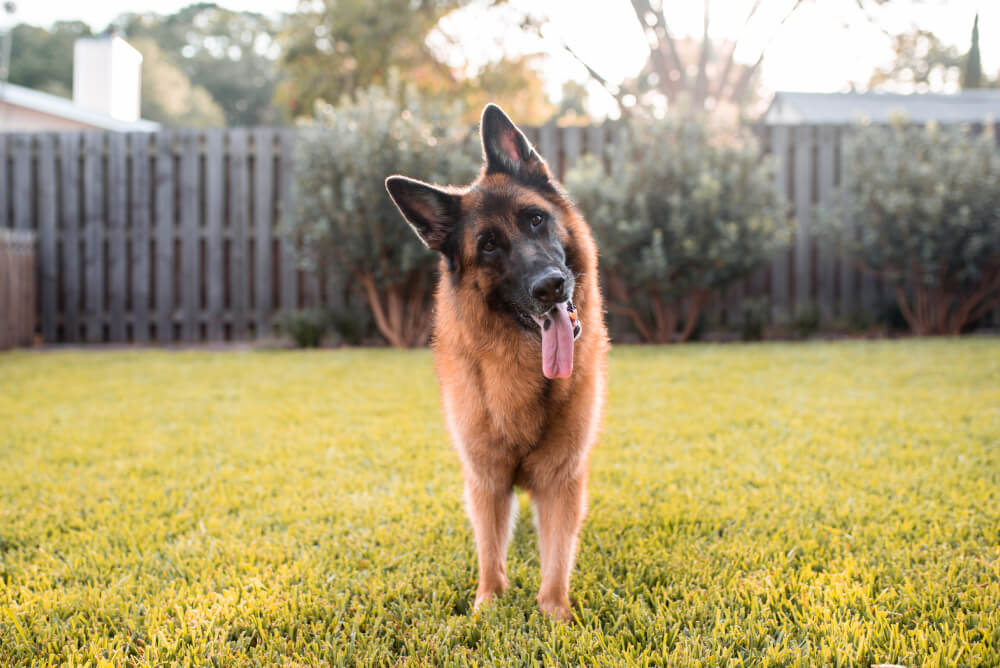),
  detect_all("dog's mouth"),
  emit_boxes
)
[514,300,581,379]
